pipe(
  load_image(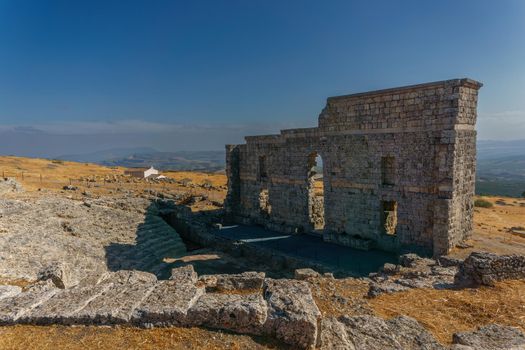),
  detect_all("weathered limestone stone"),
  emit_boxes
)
[169,265,198,282]
[319,317,356,350]
[0,178,23,194]
[339,315,445,350]
[452,324,525,350]
[24,282,113,325]
[399,253,435,268]
[368,281,410,297]
[454,252,525,287]
[225,79,482,257]
[0,285,22,301]
[214,271,265,291]
[294,268,320,280]
[263,279,321,349]
[0,280,58,324]
[132,266,204,326]
[37,261,74,289]
[186,292,267,334]
[72,270,157,324]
